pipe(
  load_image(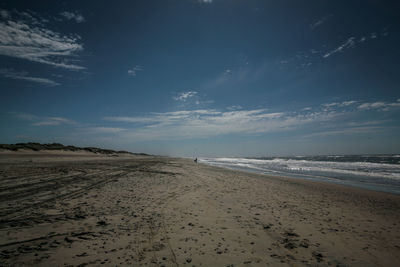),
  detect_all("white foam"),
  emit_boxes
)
[200,157,400,181]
